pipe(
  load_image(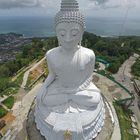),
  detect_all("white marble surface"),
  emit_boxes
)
[34,0,105,139]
